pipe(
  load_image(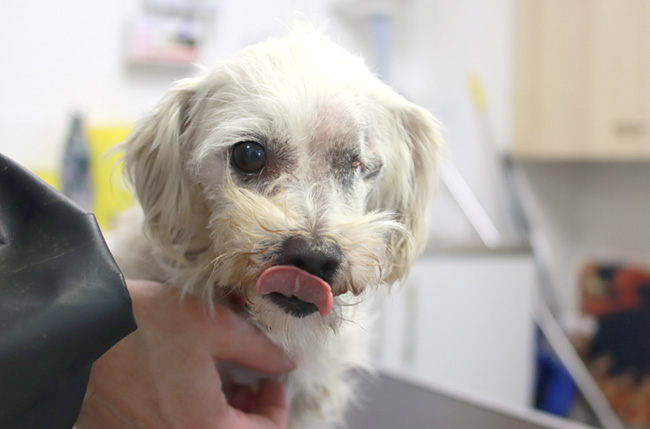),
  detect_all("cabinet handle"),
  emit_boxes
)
[615,120,647,136]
